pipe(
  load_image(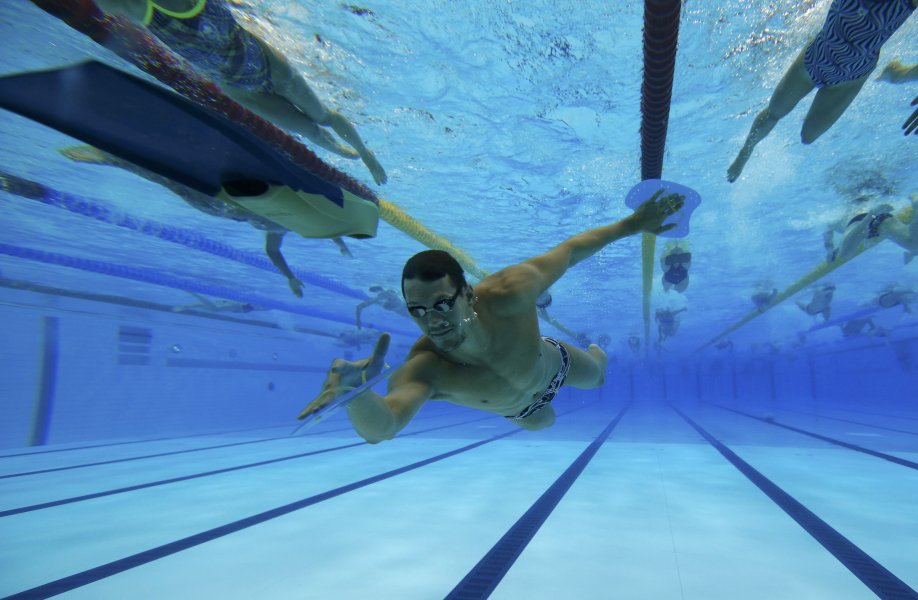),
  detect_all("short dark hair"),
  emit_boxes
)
[401,250,467,297]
